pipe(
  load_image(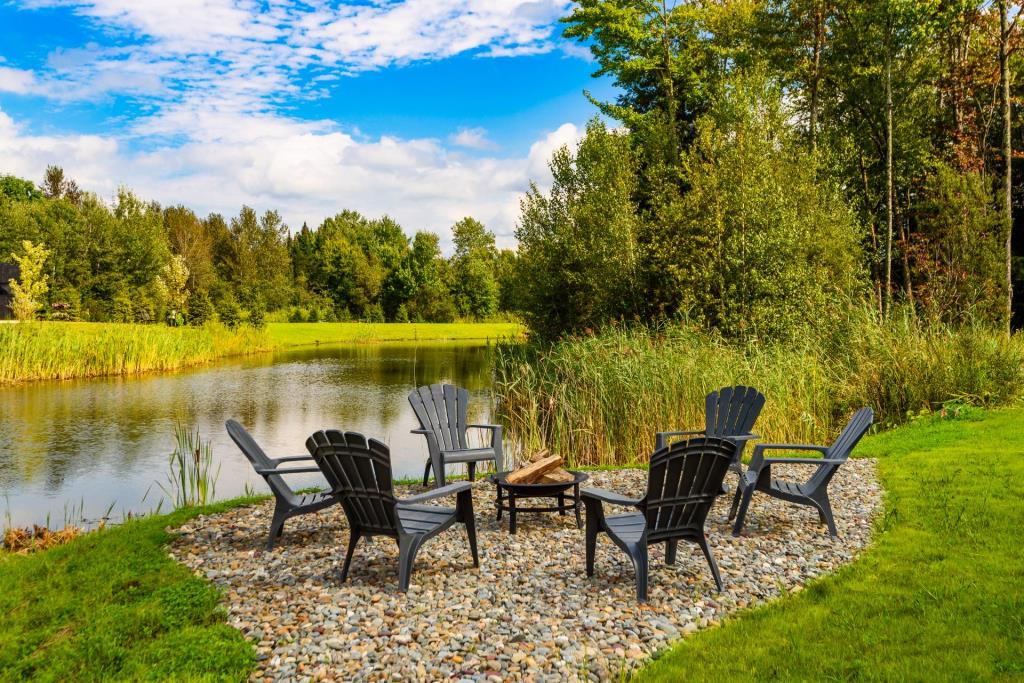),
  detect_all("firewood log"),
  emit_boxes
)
[506,454,563,484]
